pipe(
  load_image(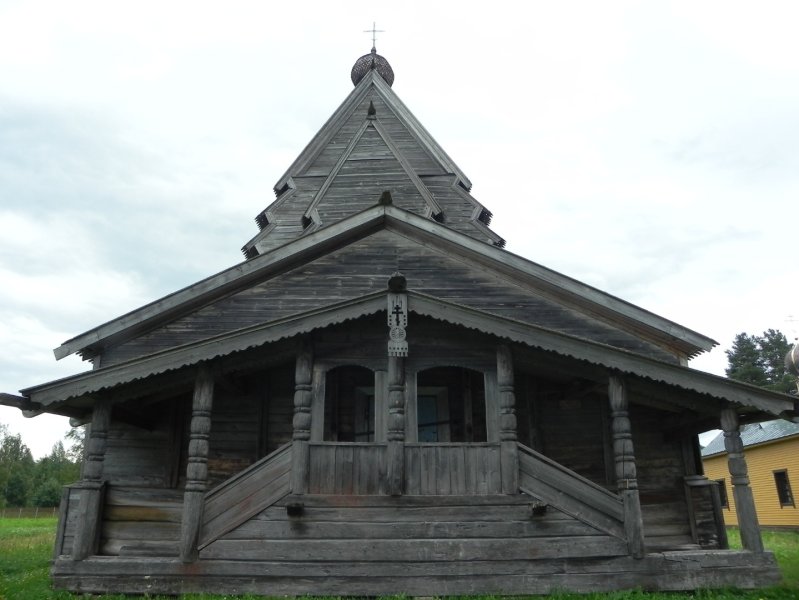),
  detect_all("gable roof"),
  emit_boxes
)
[52,203,716,365]
[701,419,799,457]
